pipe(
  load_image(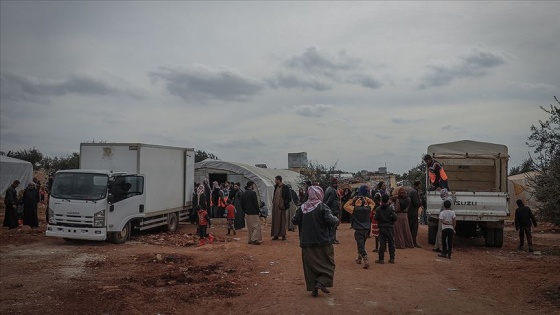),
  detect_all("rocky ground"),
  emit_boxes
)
[1,203,559,315]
